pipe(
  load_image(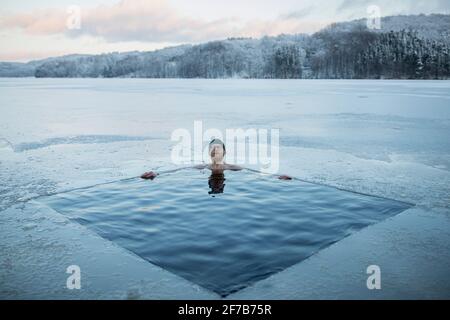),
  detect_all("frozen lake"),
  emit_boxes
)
[0,78,449,299]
